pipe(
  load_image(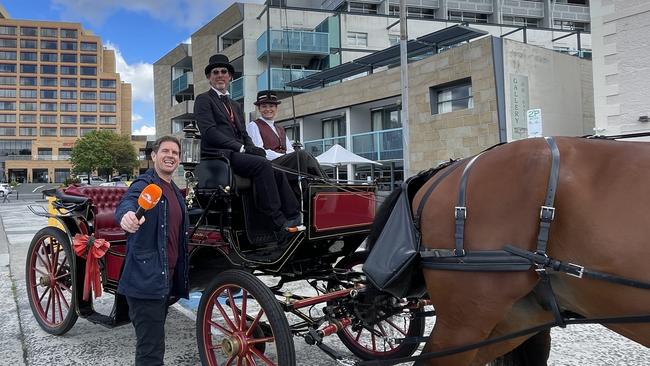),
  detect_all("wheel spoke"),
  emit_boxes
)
[250,347,275,366]
[55,286,64,321]
[50,286,57,324]
[239,290,248,331]
[376,324,395,350]
[354,328,362,342]
[44,287,53,320]
[371,332,377,351]
[227,287,241,327]
[224,355,235,366]
[35,248,50,272]
[34,267,48,276]
[247,336,274,345]
[37,285,50,303]
[245,354,256,366]
[214,294,238,331]
[385,318,408,336]
[208,318,233,336]
[54,283,70,309]
[245,309,264,337]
